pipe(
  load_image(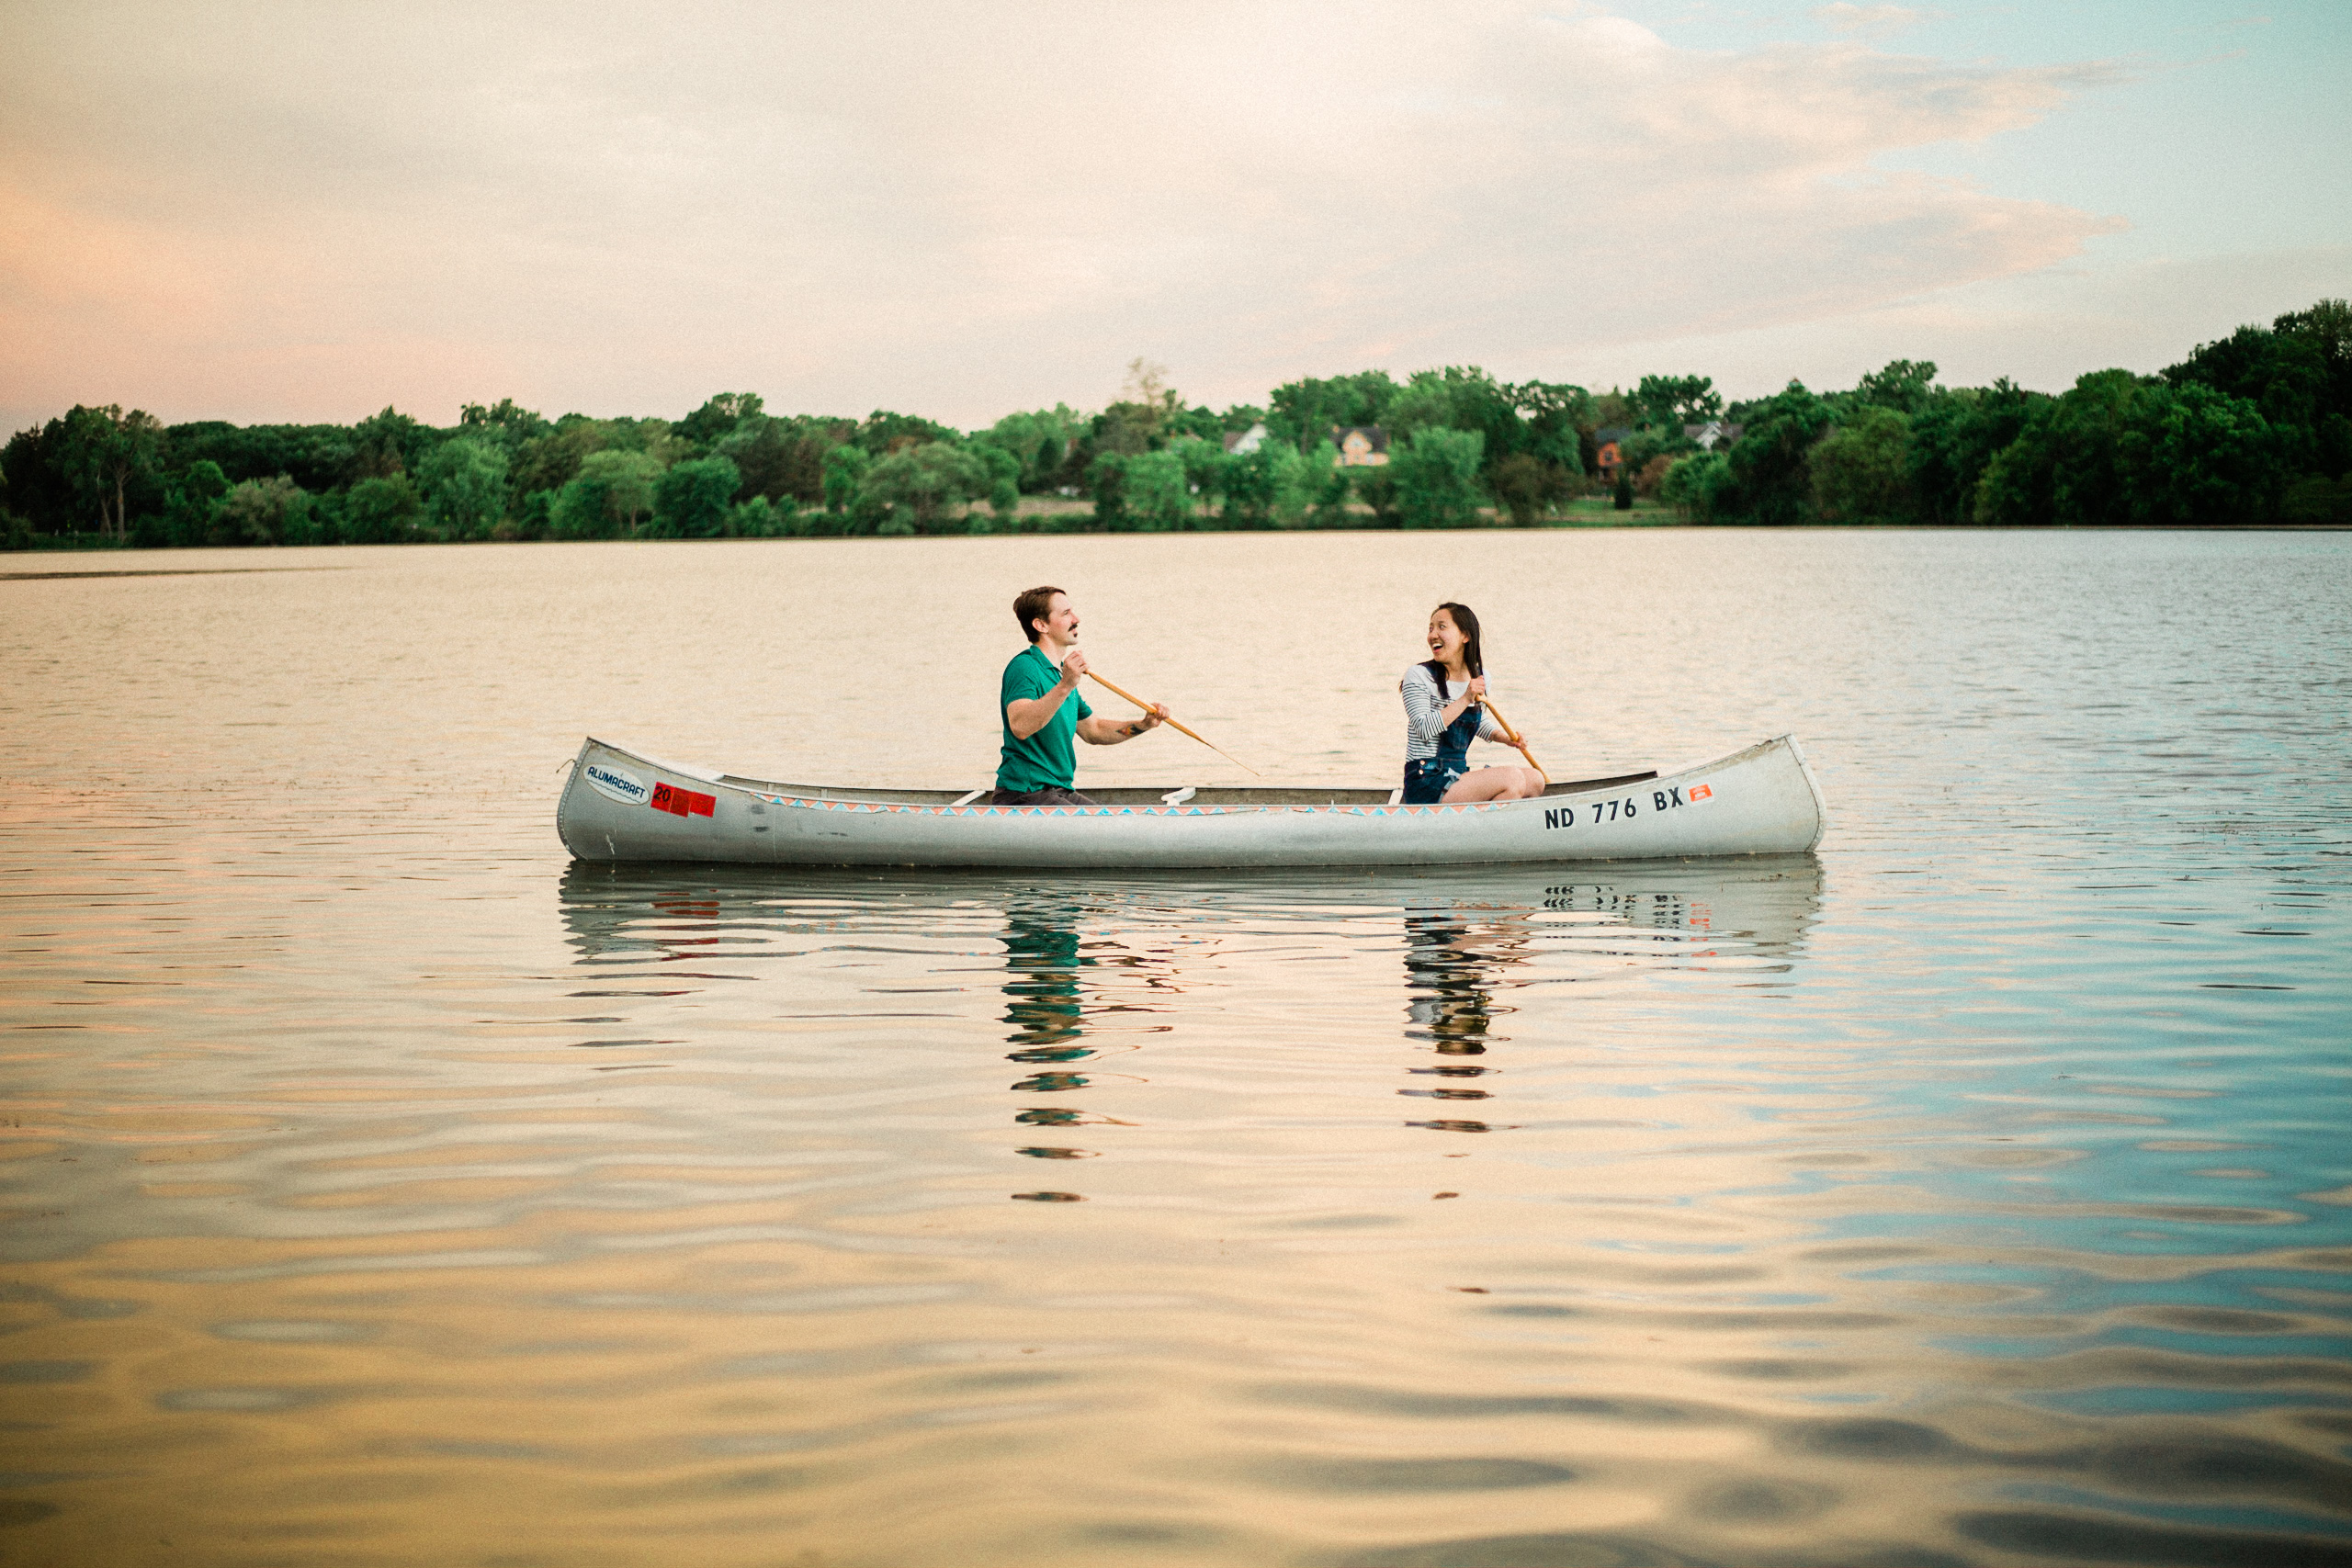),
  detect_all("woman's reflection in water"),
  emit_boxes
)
[1400,899,1534,1135]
